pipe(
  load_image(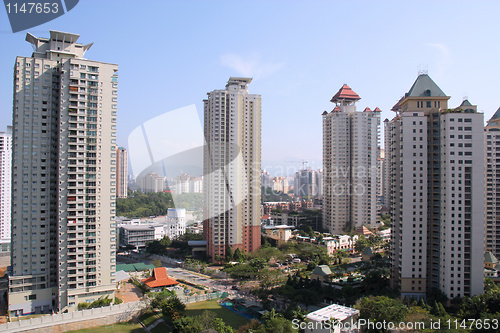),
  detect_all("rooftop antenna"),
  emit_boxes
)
[418,64,428,75]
